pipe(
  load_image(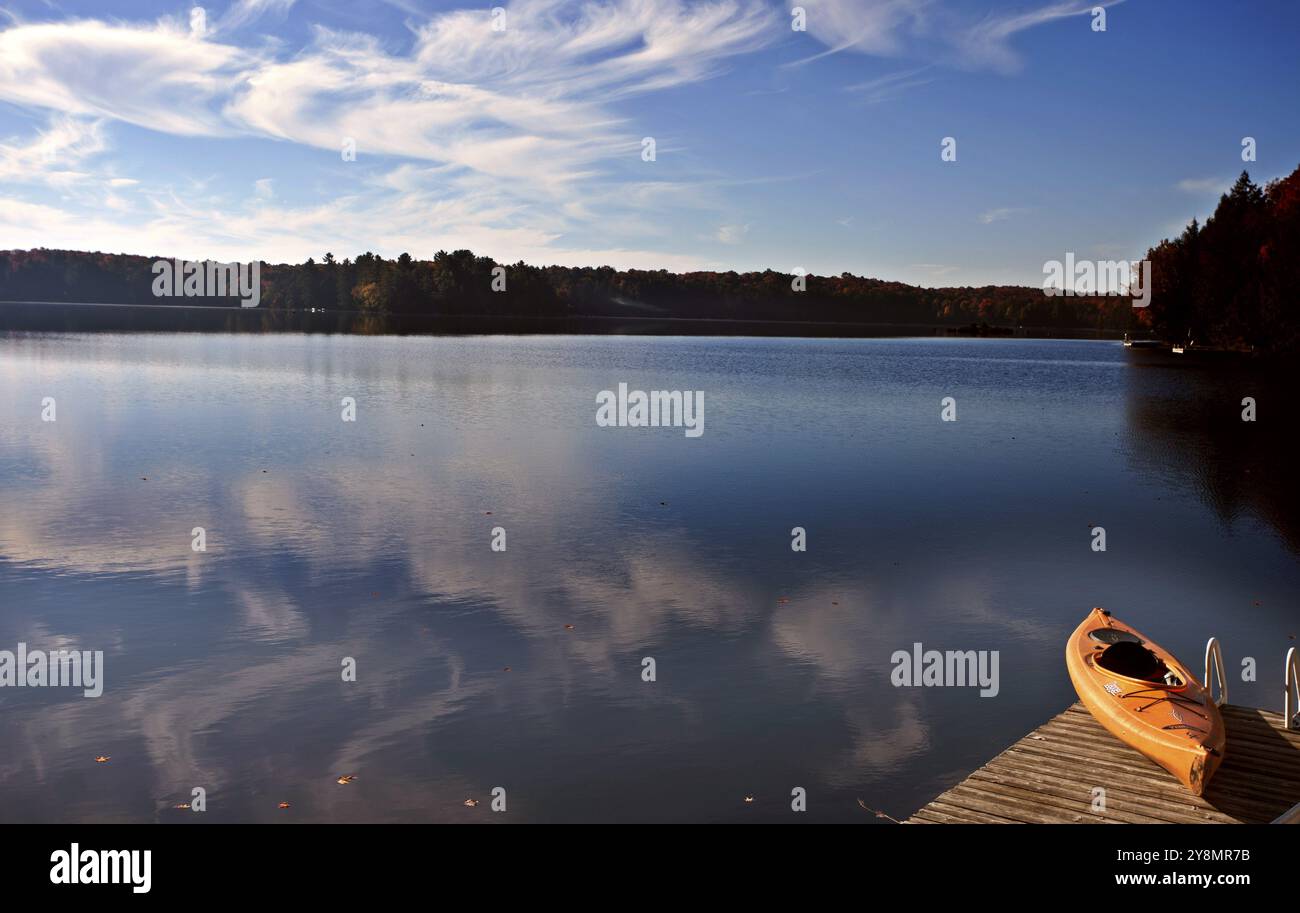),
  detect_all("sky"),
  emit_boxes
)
[1,0,1297,287]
